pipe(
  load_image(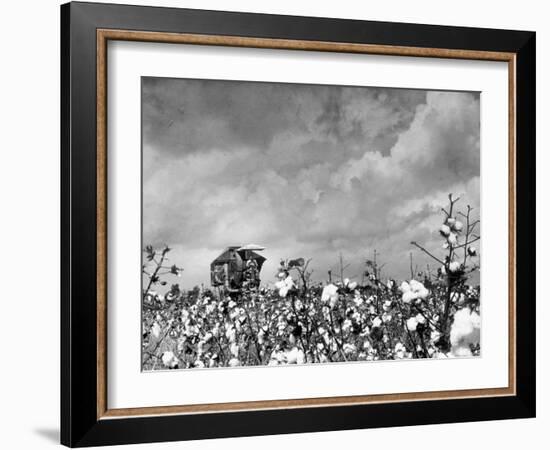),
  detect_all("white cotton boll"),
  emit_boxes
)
[279,286,290,297]
[450,308,481,356]
[430,330,442,343]
[286,347,304,364]
[400,281,411,292]
[321,284,339,304]
[348,281,358,290]
[372,317,382,328]
[417,287,429,299]
[447,232,458,246]
[402,291,416,304]
[342,319,352,332]
[451,345,473,357]
[446,217,456,226]
[161,351,179,368]
[151,322,161,339]
[194,360,205,368]
[344,278,350,286]
[228,358,240,367]
[406,317,418,331]
[275,275,294,298]
[453,220,464,232]
[440,265,447,275]
[225,327,236,343]
[470,311,481,329]
[382,312,392,323]
[409,279,423,291]
[449,261,461,273]
[439,224,451,237]
[415,313,426,325]
[258,329,266,345]
[343,343,356,355]
[394,342,406,359]
[230,343,240,357]
[450,292,465,304]
[383,300,392,312]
